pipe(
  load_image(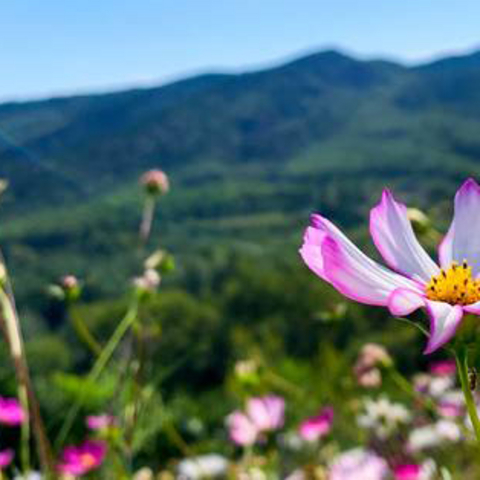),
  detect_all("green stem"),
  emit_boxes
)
[388,367,438,416]
[0,289,30,472]
[69,305,102,356]
[55,296,140,448]
[0,286,54,475]
[139,196,156,244]
[455,347,480,446]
